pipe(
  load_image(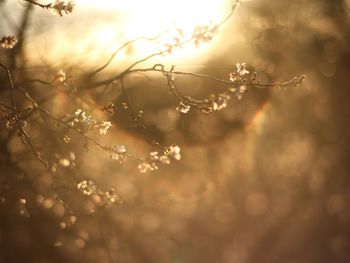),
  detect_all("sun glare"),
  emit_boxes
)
[72,0,230,65]
[78,0,228,29]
